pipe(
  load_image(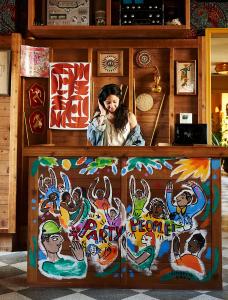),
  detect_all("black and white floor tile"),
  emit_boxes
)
[0,176,228,300]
